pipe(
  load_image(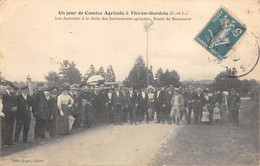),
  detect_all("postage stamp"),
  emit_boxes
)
[195,7,246,60]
